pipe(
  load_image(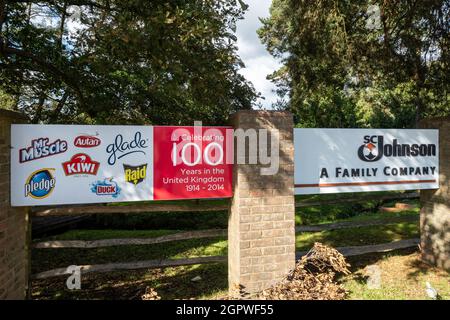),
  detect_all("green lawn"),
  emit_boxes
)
[342,250,450,300]
[296,222,419,251]
[31,249,449,300]
[62,191,418,231]
[31,192,433,300]
[32,220,419,274]
[38,229,180,242]
[32,237,228,274]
